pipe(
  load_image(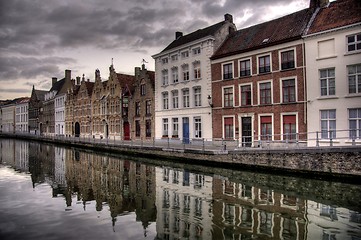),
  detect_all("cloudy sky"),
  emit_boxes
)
[0,0,311,100]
